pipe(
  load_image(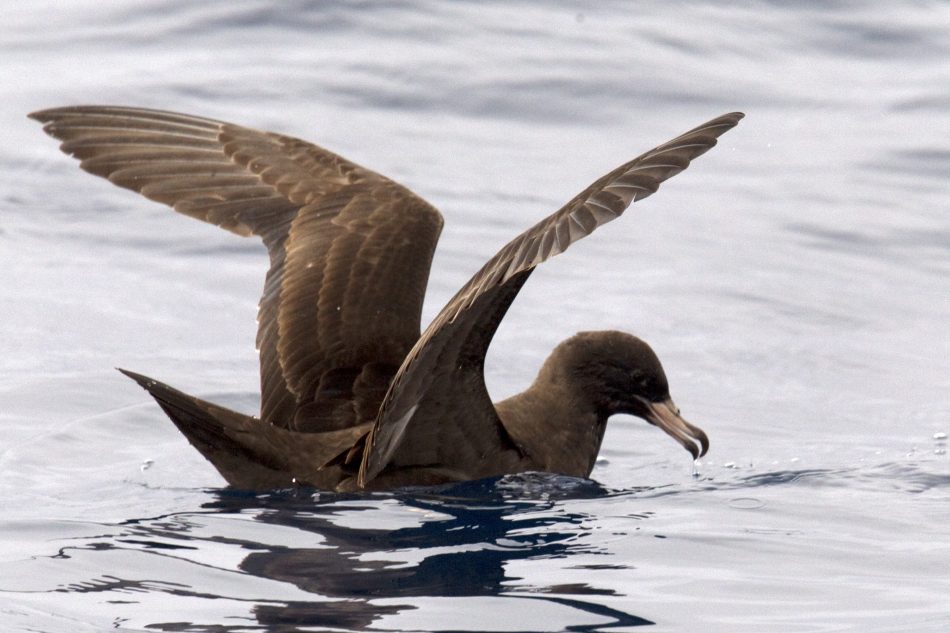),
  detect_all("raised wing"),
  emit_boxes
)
[31,106,443,431]
[359,112,744,486]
